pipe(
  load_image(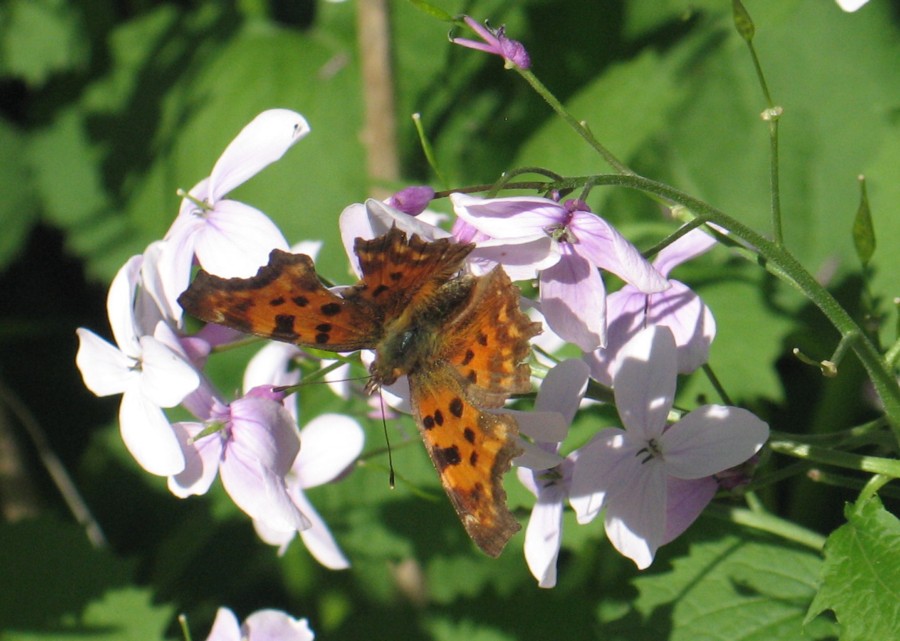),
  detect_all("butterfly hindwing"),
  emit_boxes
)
[439,266,541,407]
[409,367,522,557]
[178,249,381,351]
